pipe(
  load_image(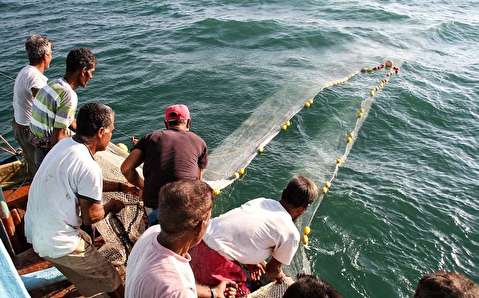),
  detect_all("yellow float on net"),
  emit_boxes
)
[302,234,309,246]
[286,120,291,127]
[281,124,288,131]
[303,226,311,236]
[213,188,221,196]
[325,181,332,189]
[234,172,240,179]
[347,136,353,144]
[321,186,329,194]
[257,146,264,154]
[304,101,311,108]
[370,89,376,96]
[308,99,314,105]
[239,168,246,176]
[116,143,129,153]
[336,157,343,165]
